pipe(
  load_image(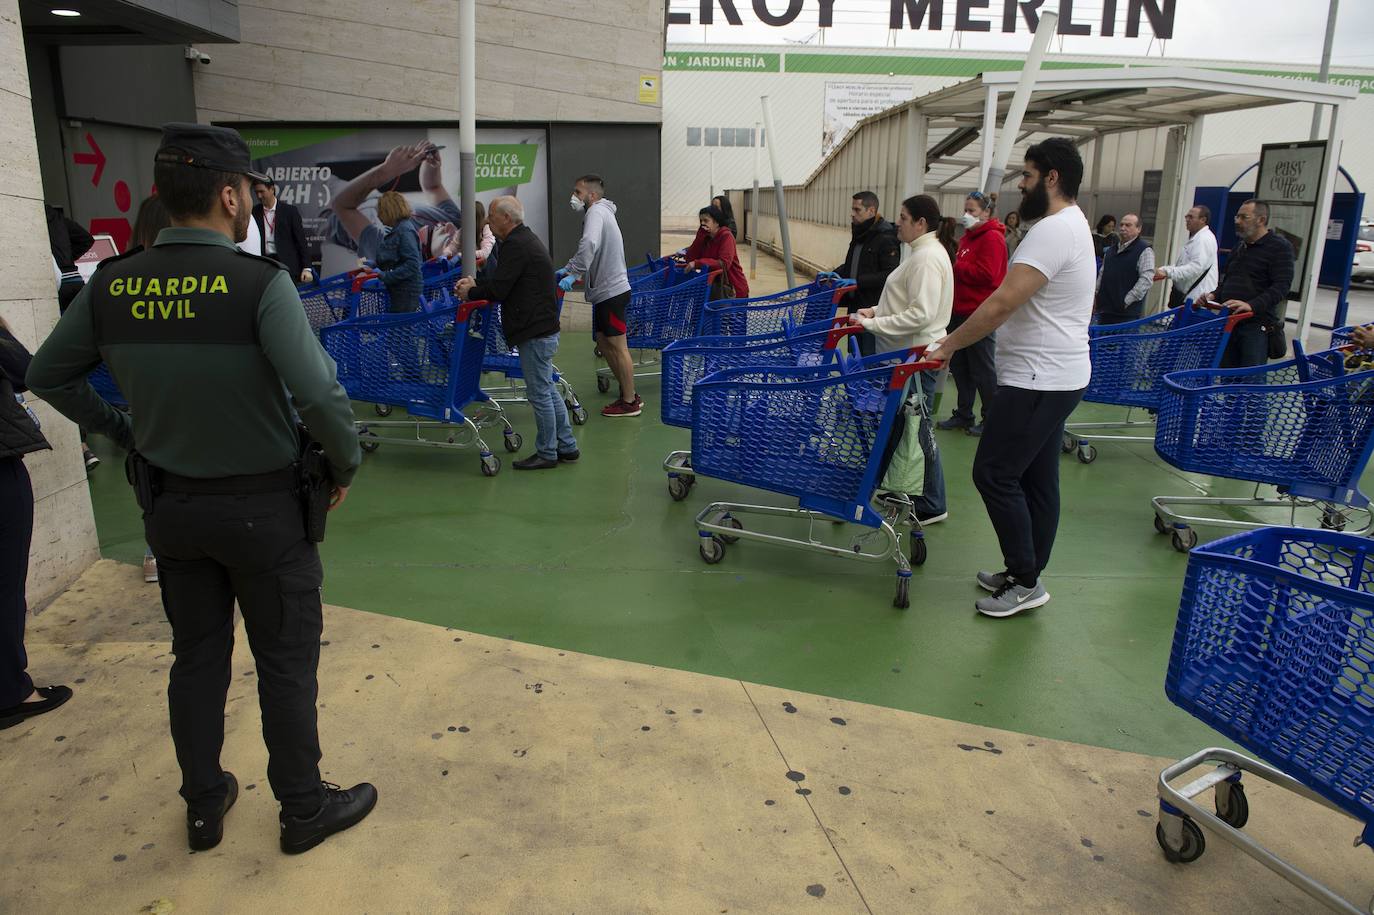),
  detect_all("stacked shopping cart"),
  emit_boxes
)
[319,299,520,477]
[1062,303,1250,464]
[1151,342,1374,550]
